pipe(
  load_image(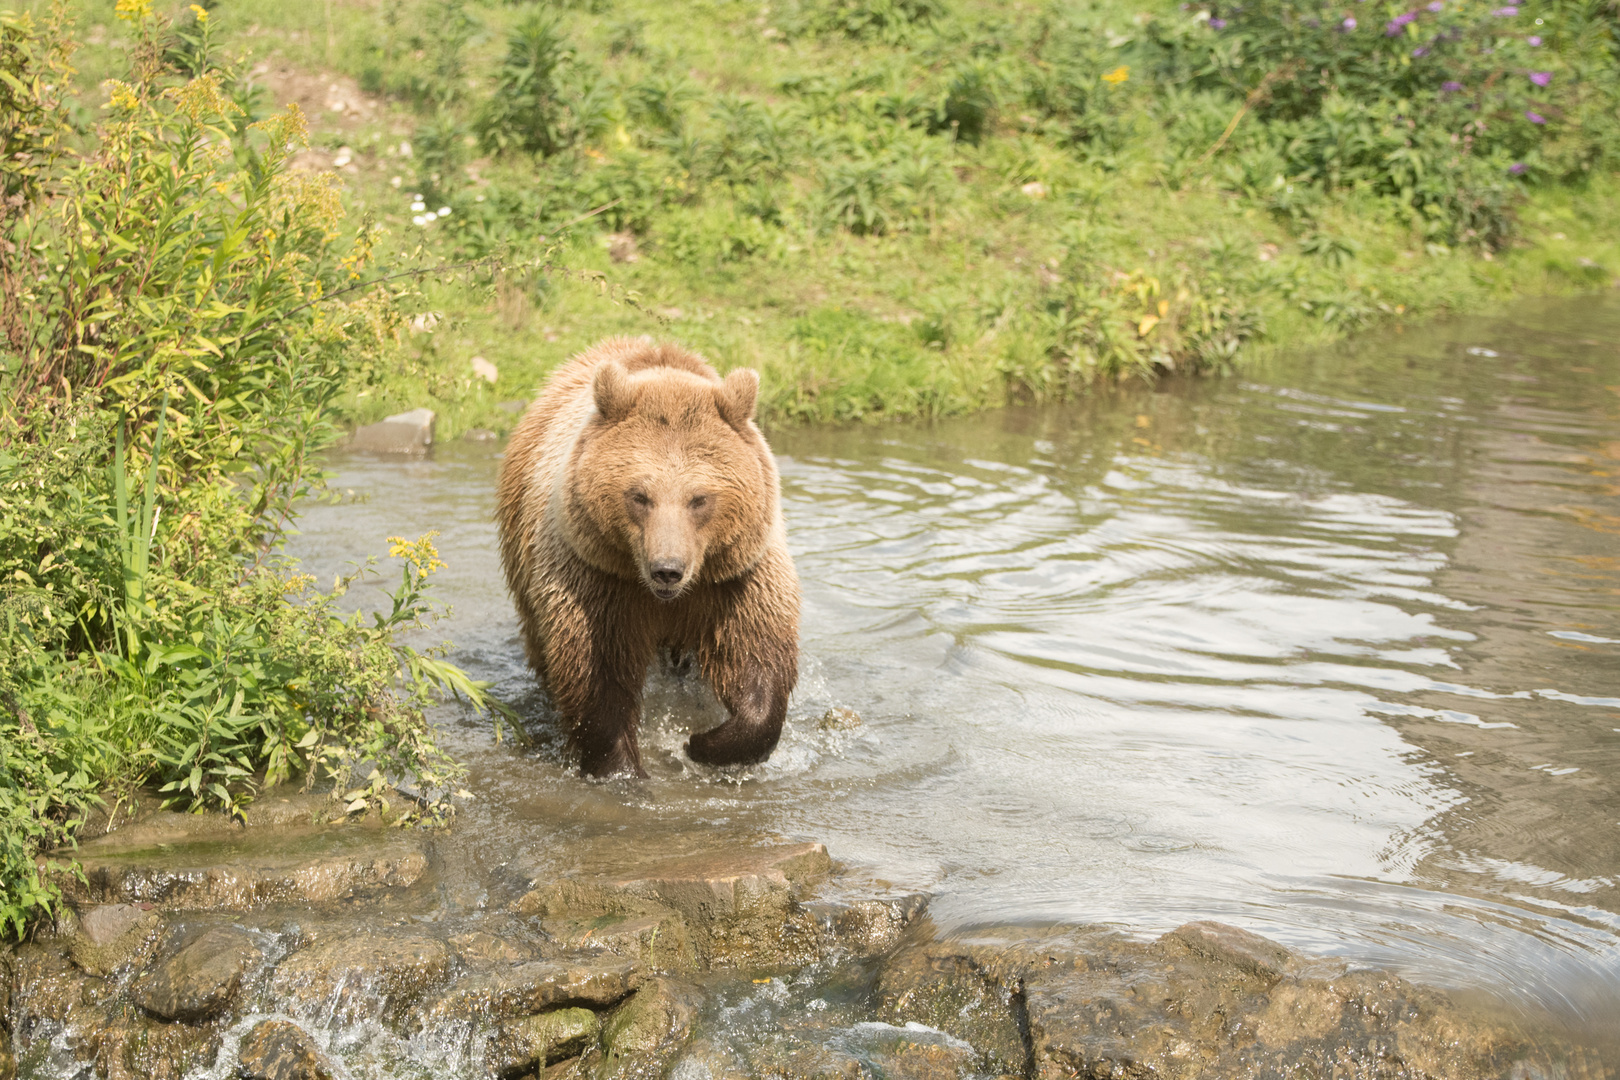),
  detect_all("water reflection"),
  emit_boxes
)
[288,296,1620,1036]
